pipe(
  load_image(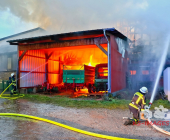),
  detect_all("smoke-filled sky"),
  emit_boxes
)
[0,0,170,38]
